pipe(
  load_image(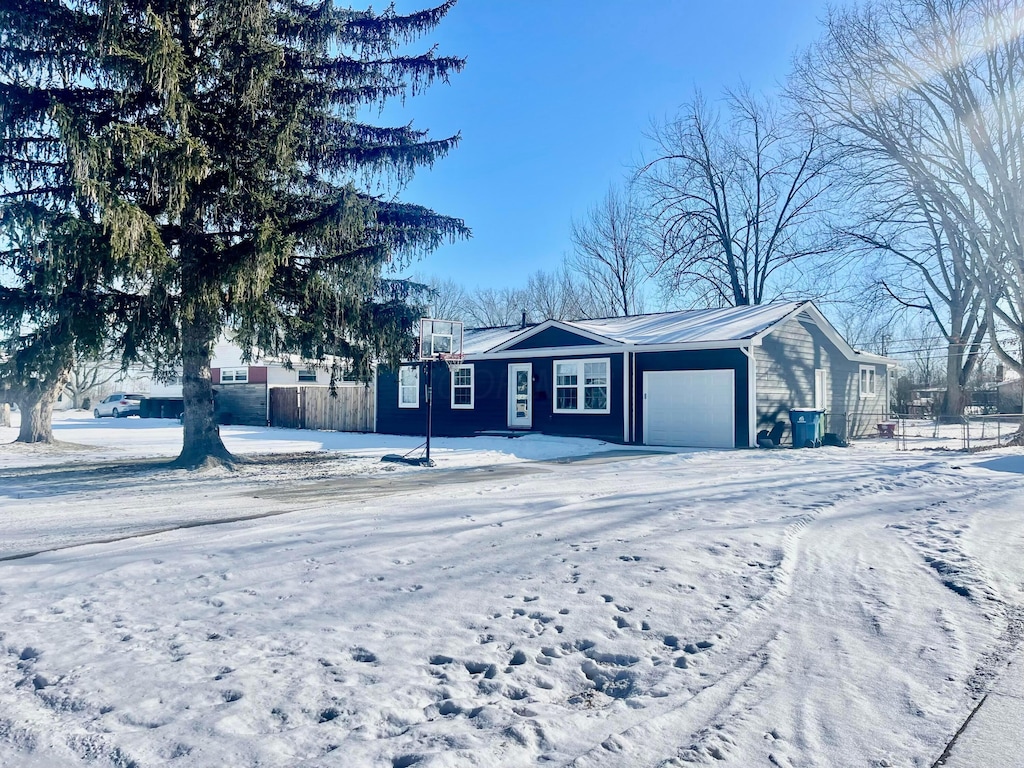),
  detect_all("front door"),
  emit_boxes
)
[508,363,533,429]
